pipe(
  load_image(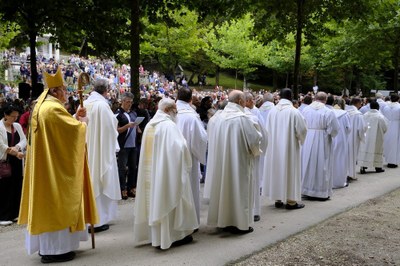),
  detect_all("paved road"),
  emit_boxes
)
[1,167,399,266]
